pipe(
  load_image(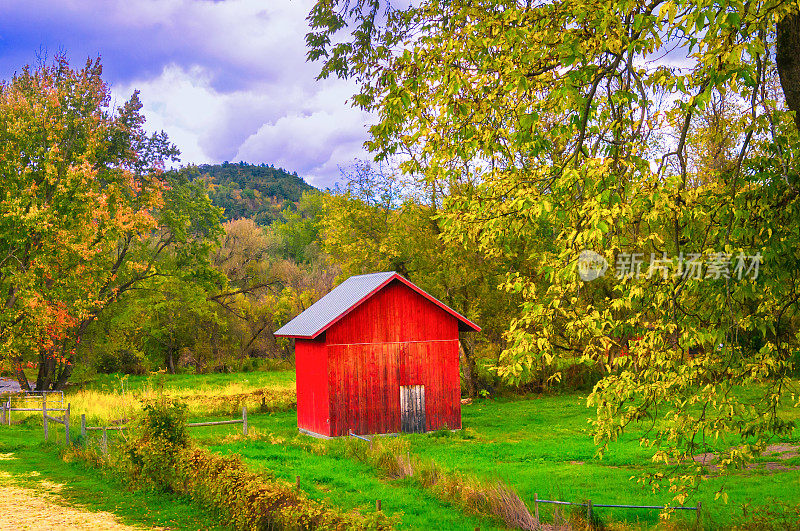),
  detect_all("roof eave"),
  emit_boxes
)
[298,274,398,339]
